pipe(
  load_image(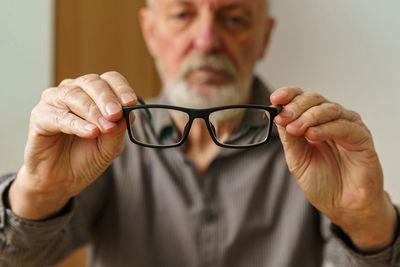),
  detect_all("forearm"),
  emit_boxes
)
[8,165,72,220]
[0,174,74,266]
[322,206,400,267]
[334,192,398,253]
[0,167,112,266]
